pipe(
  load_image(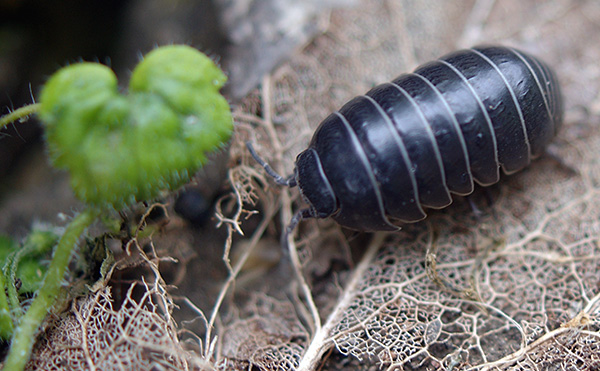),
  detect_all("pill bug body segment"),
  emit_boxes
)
[293,45,563,231]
